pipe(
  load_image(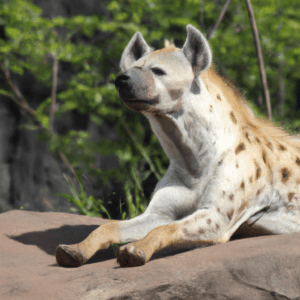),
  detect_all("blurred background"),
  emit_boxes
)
[0,0,299,219]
